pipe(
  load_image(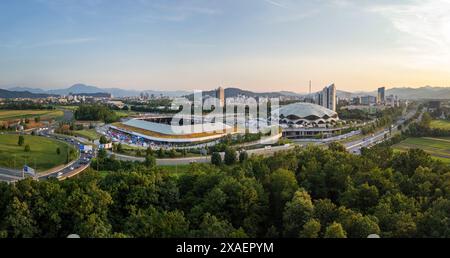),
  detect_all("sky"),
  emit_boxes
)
[1,0,450,93]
